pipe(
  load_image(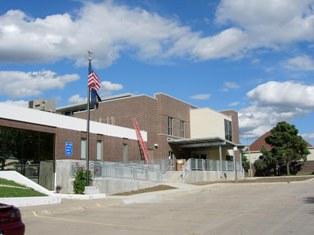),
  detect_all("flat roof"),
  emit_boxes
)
[168,137,242,148]
[57,93,134,112]
[0,103,147,141]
